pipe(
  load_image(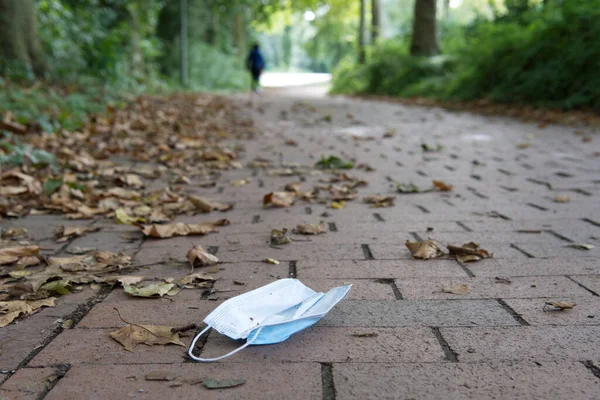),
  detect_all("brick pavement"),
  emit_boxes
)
[1,86,600,399]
